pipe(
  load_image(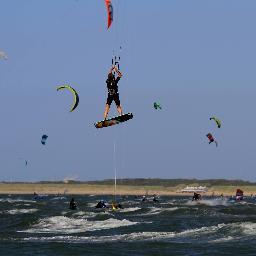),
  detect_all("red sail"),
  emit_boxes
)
[105,0,113,29]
